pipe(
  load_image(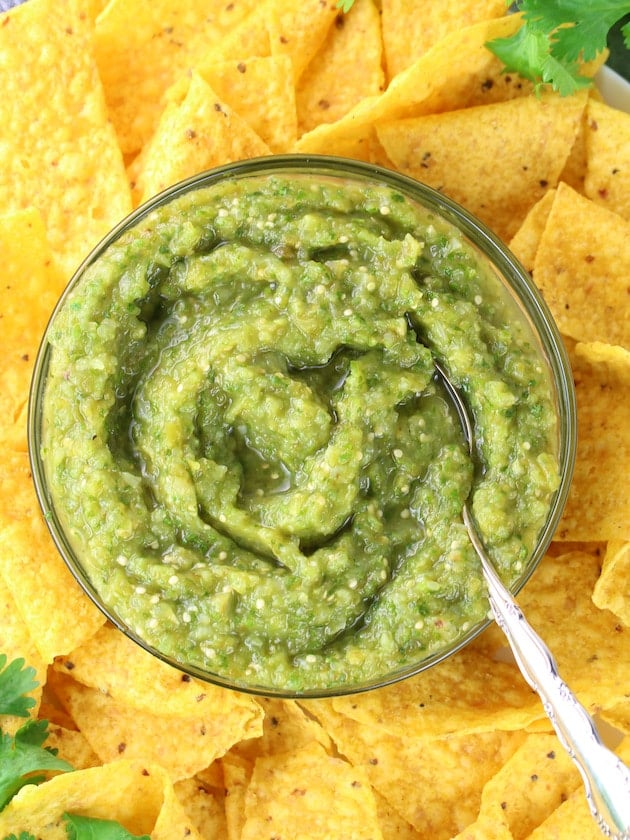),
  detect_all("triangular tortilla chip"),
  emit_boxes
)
[381,0,507,80]
[94,0,260,155]
[377,92,586,240]
[133,73,271,204]
[556,343,630,542]
[532,183,630,348]
[592,541,630,626]
[0,0,131,278]
[296,0,384,136]
[584,97,630,222]
[508,189,556,273]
